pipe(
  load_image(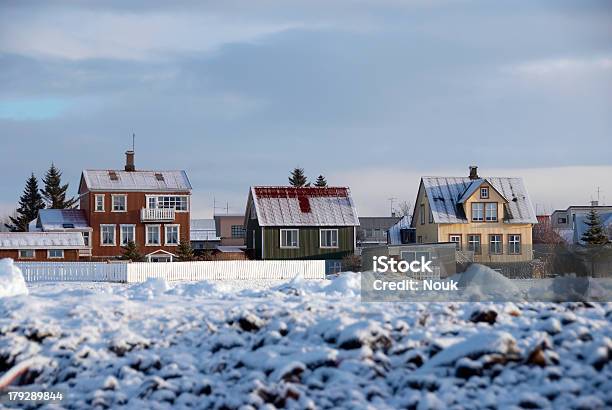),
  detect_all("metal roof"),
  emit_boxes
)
[249,186,360,227]
[0,232,86,249]
[418,176,538,225]
[190,219,220,241]
[37,209,90,231]
[81,170,192,192]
